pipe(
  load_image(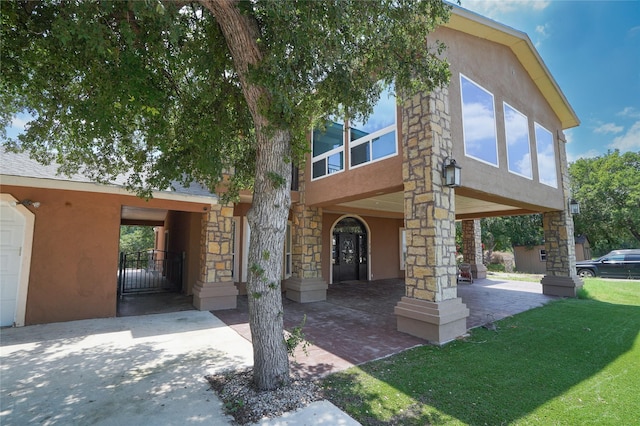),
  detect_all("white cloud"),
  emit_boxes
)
[617,107,640,119]
[594,122,624,134]
[10,115,29,131]
[461,0,550,19]
[535,24,548,37]
[567,149,601,163]
[564,129,574,145]
[463,101,497,143]
[609,121,640,151]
